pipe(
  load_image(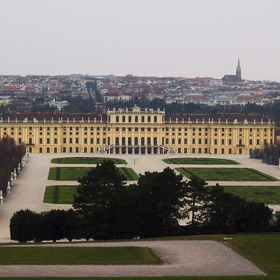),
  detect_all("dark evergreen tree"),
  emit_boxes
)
[10,209,40,242]
[184,175,208,234]
[72,160,127,239]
